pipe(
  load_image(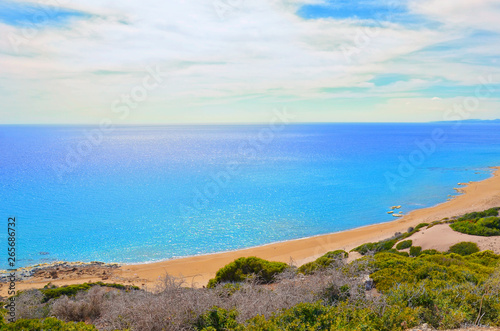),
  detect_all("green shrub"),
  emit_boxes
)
[243,301,421,331]
[384,280,500,329]
[371,251,499,293]
[39,282,139,303]
[448,208,500,236]
[464,250,500,266]
[450,217,500,236]
[396,240,412,250]
[419,249,440,256]
[479,216,500,229]
[457,208,499,222]
[352,239,397,255]
[448,242,480,256]
[0,317,97,330]
[207,257,288,288]
[298,250,348,275]
[40,284,92,303]
[195,307,239,331]
[385,249,409,257]
[322,250,348,259]
[415,223,429,230]
[379,252,500,328]
[409,246,422,257]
